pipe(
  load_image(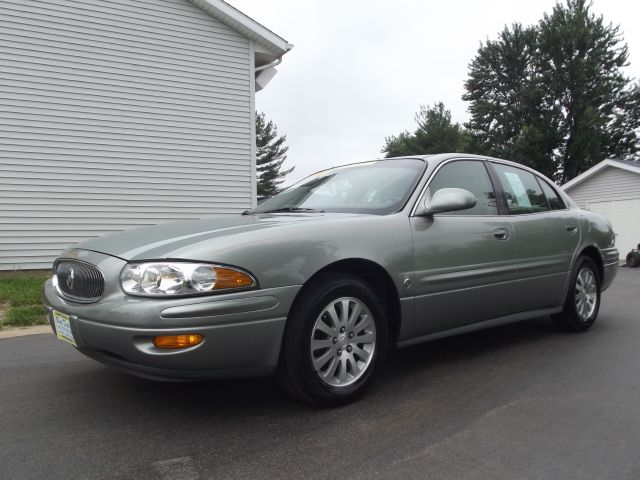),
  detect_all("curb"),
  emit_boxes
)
[0,324,52,339]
